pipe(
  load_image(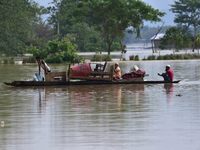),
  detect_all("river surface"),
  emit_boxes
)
[0,60,200,150]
